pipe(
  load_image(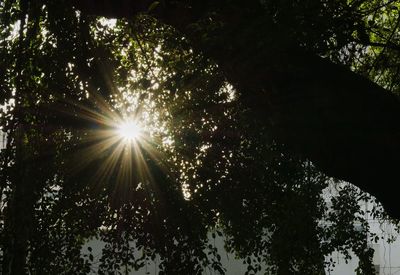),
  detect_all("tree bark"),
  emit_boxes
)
[71,0,400,219]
